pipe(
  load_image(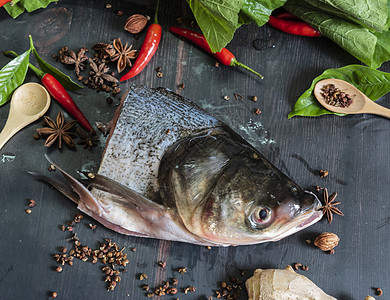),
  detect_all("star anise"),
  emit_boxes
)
[110,38,137,73]
[36,112,77,149]
[60,47,89,75]
[92,43,116,60]
[319,188,344,224]
[89,58,118,86]
[76,128,99,150]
